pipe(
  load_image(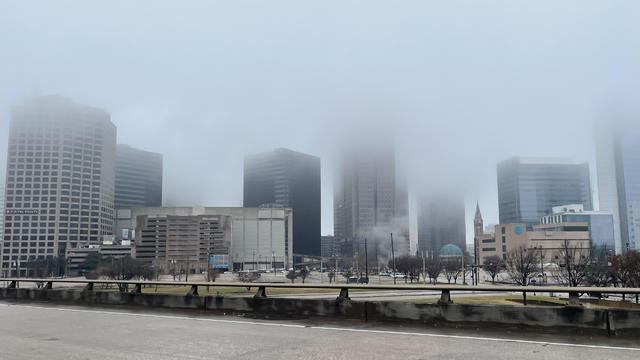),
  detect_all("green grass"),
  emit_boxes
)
[401,295,640,309]
[138,285,349,297]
